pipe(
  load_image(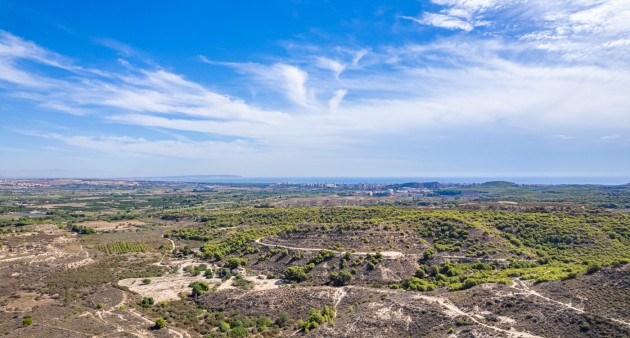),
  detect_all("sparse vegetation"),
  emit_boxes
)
[1,179,628,337]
